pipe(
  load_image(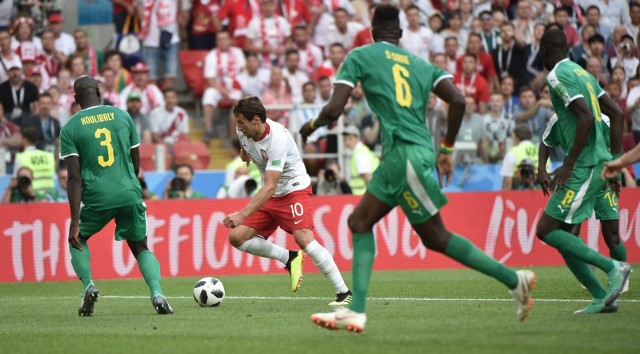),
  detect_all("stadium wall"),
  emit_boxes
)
[1,190,639,282]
